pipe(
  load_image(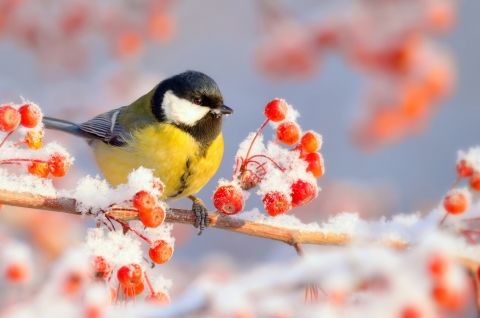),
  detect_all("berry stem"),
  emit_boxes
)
[439,213,448,226]
[243,118,270,166]
[0,132,13,148]
[144,272,155,294]
[248,154,285,172]
[107,214,152,245]
[0,158,46,165]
